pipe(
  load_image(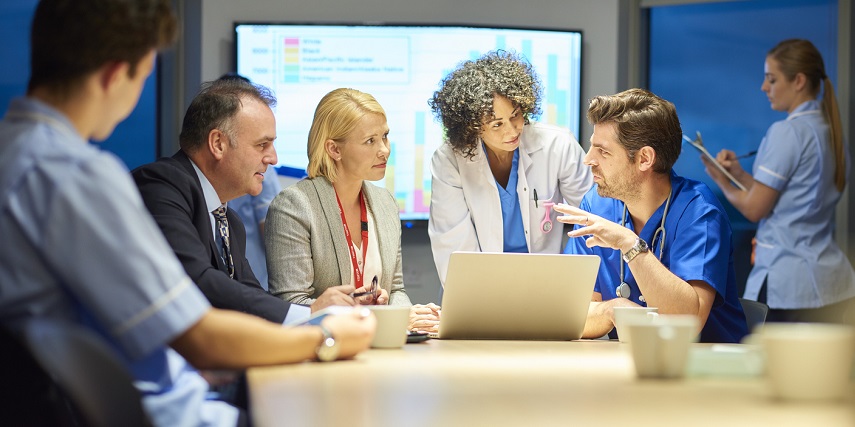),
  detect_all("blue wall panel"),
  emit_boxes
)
[0,0,158,170]
[649,0,838,290]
